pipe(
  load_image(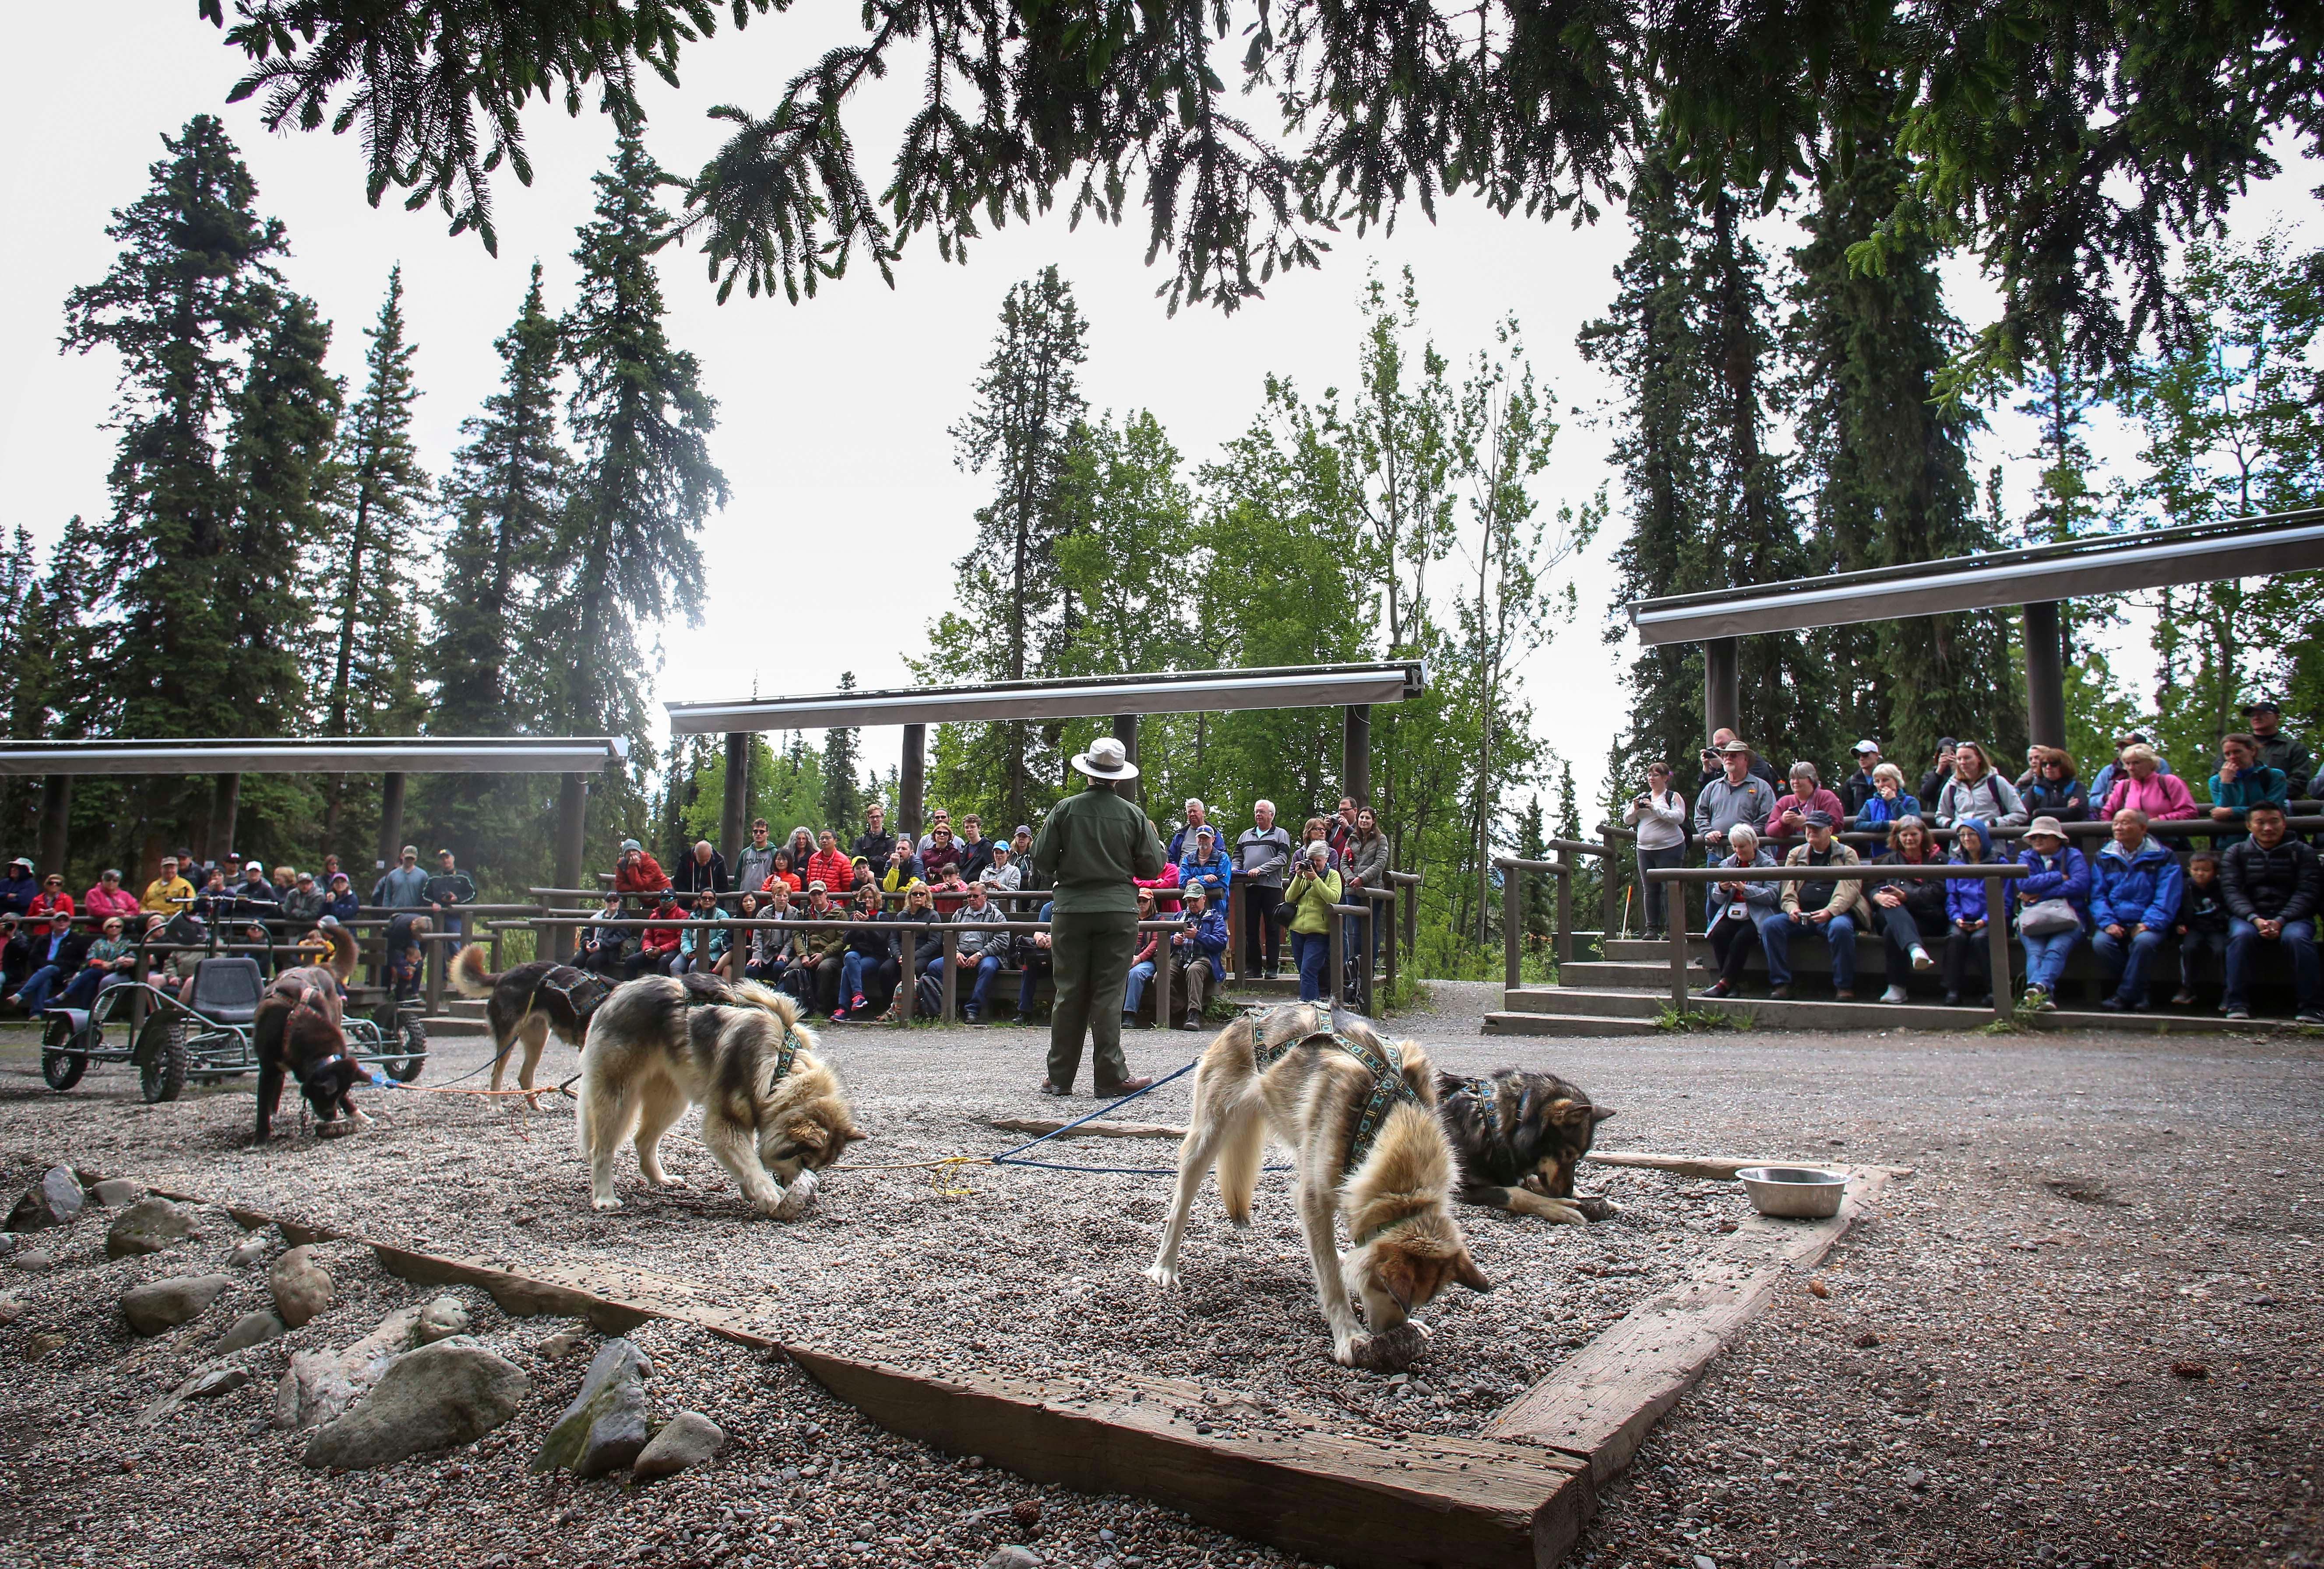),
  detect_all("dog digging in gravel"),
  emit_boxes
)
[450,945,609,1095]
[577,974,865,1219]
[1436,1068,1618,1224]
[253,924,364,1142]
[1146,1003,1489,1367]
